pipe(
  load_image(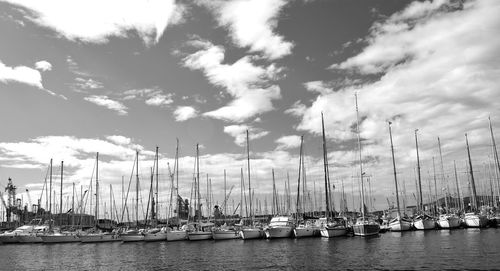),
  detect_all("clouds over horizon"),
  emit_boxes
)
[84,95,128,115]
[2,0,184,45]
